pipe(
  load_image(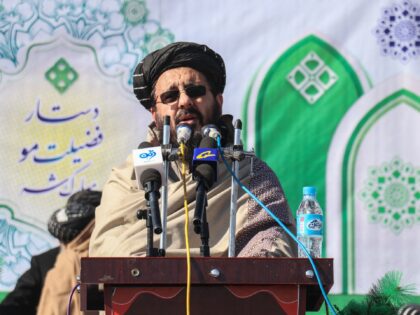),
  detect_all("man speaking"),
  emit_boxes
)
[89,42,297,258]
